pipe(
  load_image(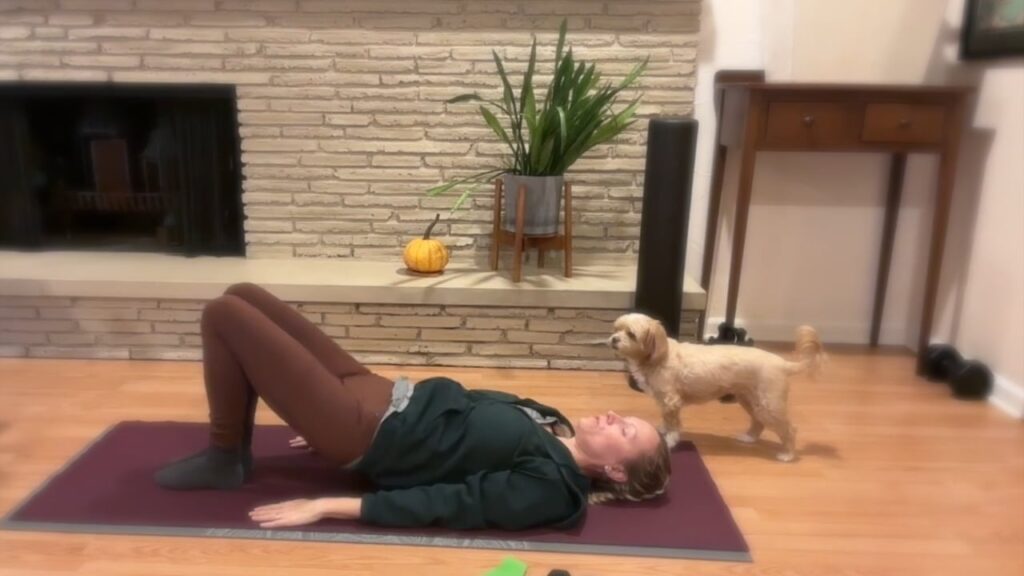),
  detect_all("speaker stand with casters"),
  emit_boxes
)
[490,178,573,283]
